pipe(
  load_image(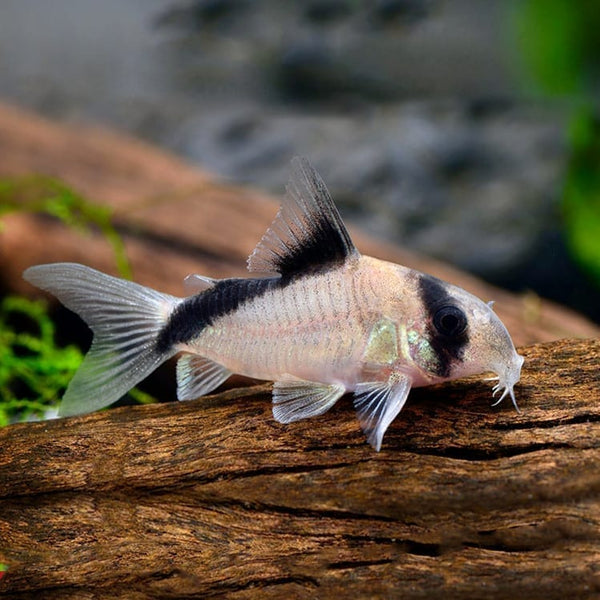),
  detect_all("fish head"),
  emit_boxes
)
[412,274,524,410]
